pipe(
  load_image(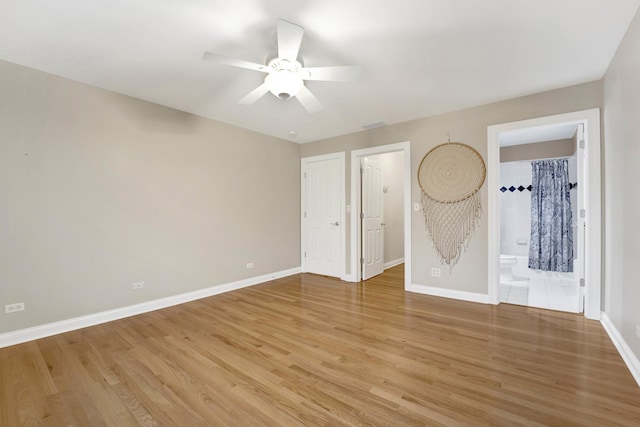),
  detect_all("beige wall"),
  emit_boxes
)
[603,8,640,358]
[0,59,301,334]
[500,138,575,163]
[301,80,602,293]
[0,50,616,336]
